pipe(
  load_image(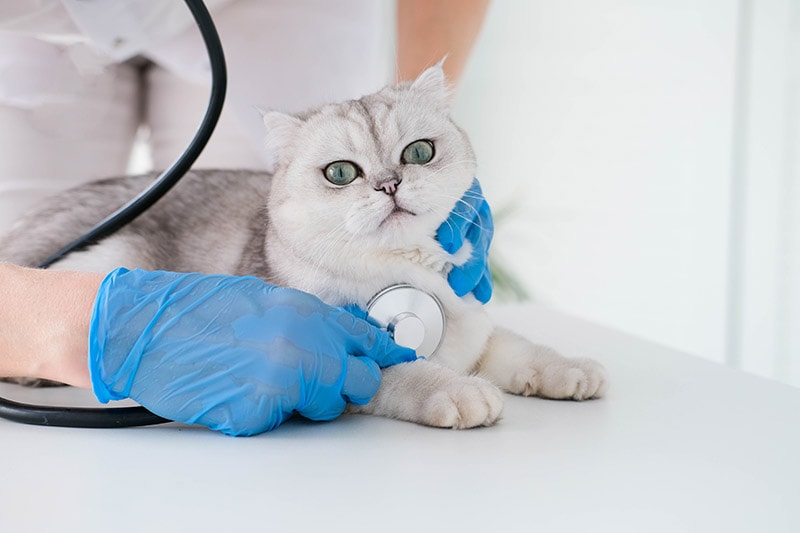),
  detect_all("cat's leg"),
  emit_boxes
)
[477,327,608,400]
[348,359,504,429]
